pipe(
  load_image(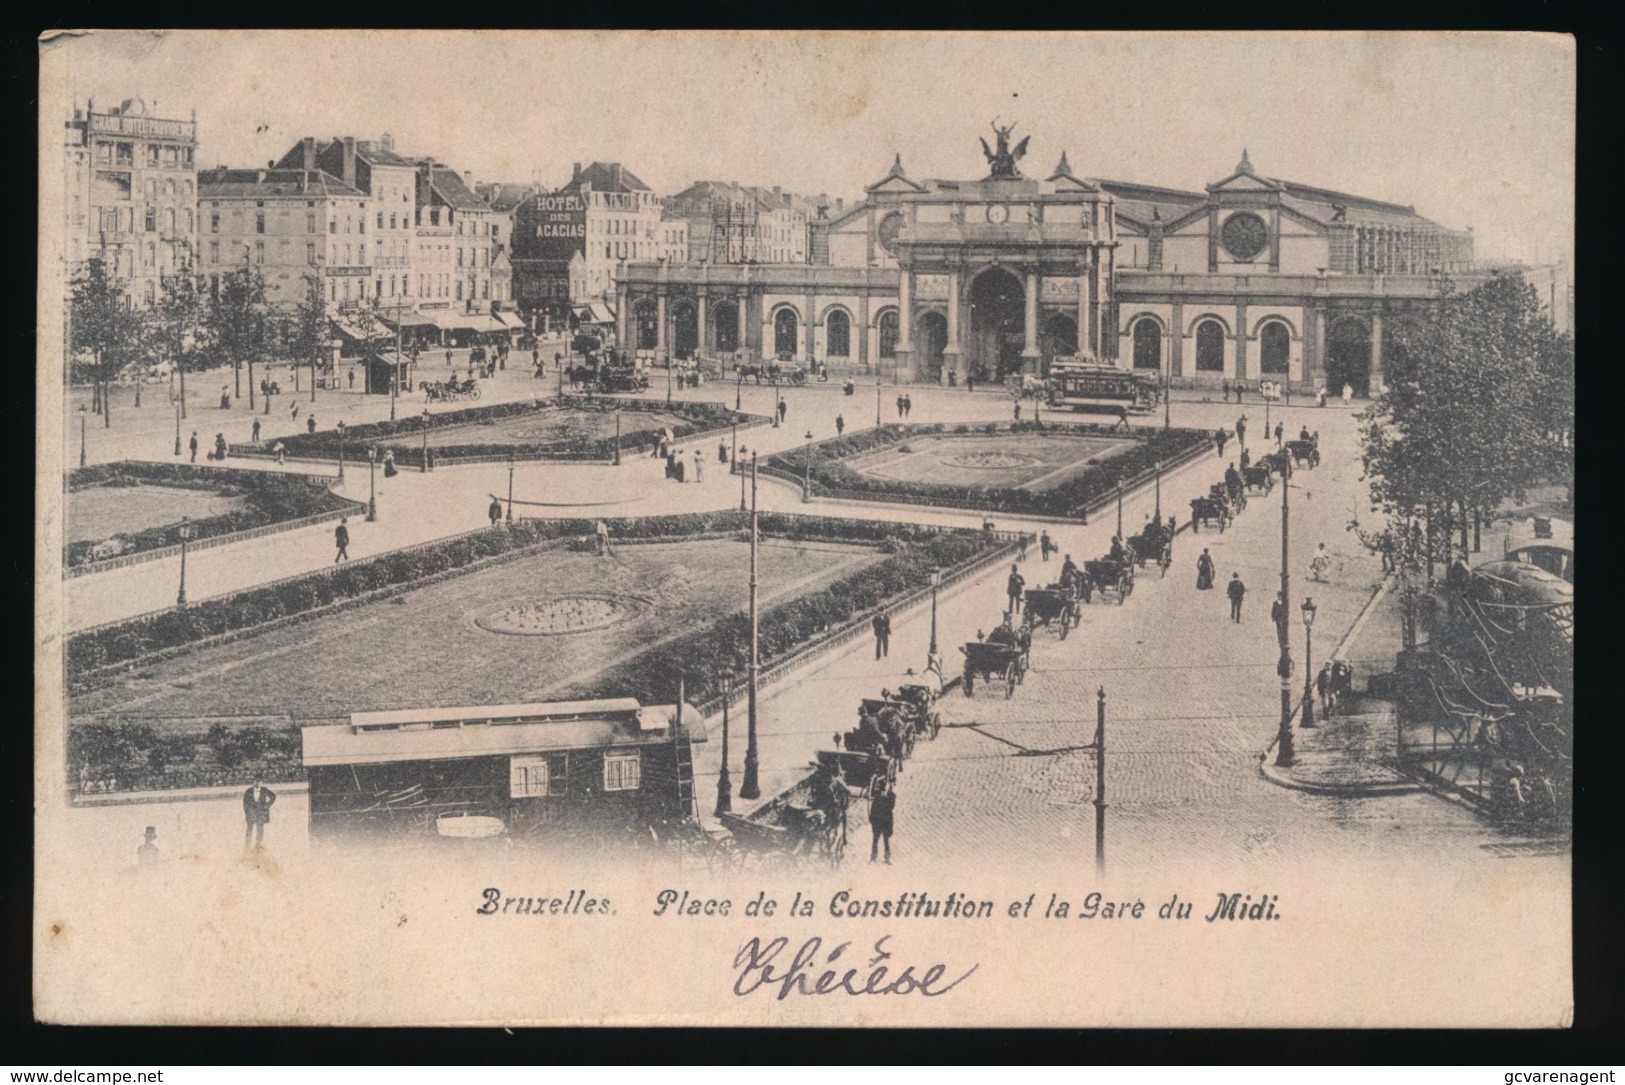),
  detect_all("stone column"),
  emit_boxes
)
[655,289,668,356]
[1370,309,1384,393]
[804,291,817,363]
[894,265,914,380]
[1022,268,1041,372]
[736,290,748,360]
[1170,299,1185,378]
[696,288,708,355]
[616,285,630,352]
[1086,258,1101,358]
[1234,301,1249,384]
[858,288,871,372]
[1077,256,1090,358]
[941,268,962,381]
[1311,304,1327,388]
